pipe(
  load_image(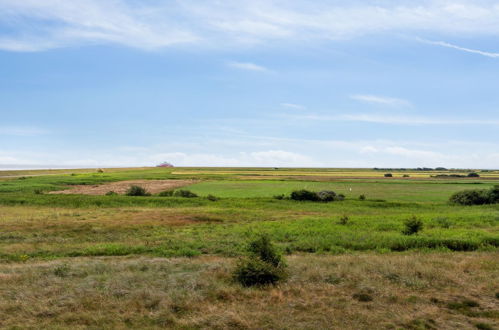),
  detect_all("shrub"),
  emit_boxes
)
[233,258,288,287]
[233,235,288,287]
[336,193,345,201]
[206,194,219,201]
[353,292,373,302]
[339,215,349,225]
[359,194,366,201]
[290,189,319,201]
[247,235,284,267]
[105,191,118,196]
[467,172,480,178]
[125,185,150,196]
[33,189,43,195]
[449,189,491,205]
[402,216,423,235]
[97,168,104,173]
[434,217,453,229]
[384,173,393,178]
[158,190,174,197]
[317,190,337,202]
[403,174,410,178]
[173,190,198,198]
[273,194,285,200]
